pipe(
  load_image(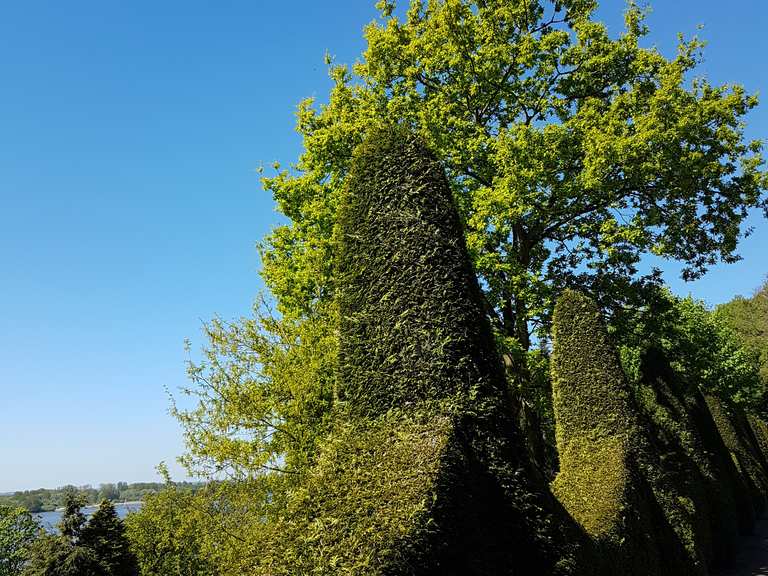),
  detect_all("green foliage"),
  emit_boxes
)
[80,500,137,576]
[247,412,455,575]
[618,291,764,409]
[23,496,138,576]
[243,126,587,576]
[635,347,743,567]
[22,535,102,576]
[748,414,768,465]
[58,494,87,542]
[0,506,40,576]
[262,0,767,349]
[336,124,506,414]
[175,0,767,509]
[717,279,768,401]
[705,395,768,516]
[124,484,217,576]
[551,290,635,455]
[551,290,720,575]
[551,290,656,574]
[0,482,196,513]
[176,299,337,478]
